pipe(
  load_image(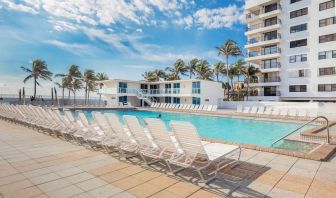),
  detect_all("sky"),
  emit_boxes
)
[0,0,246,96]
